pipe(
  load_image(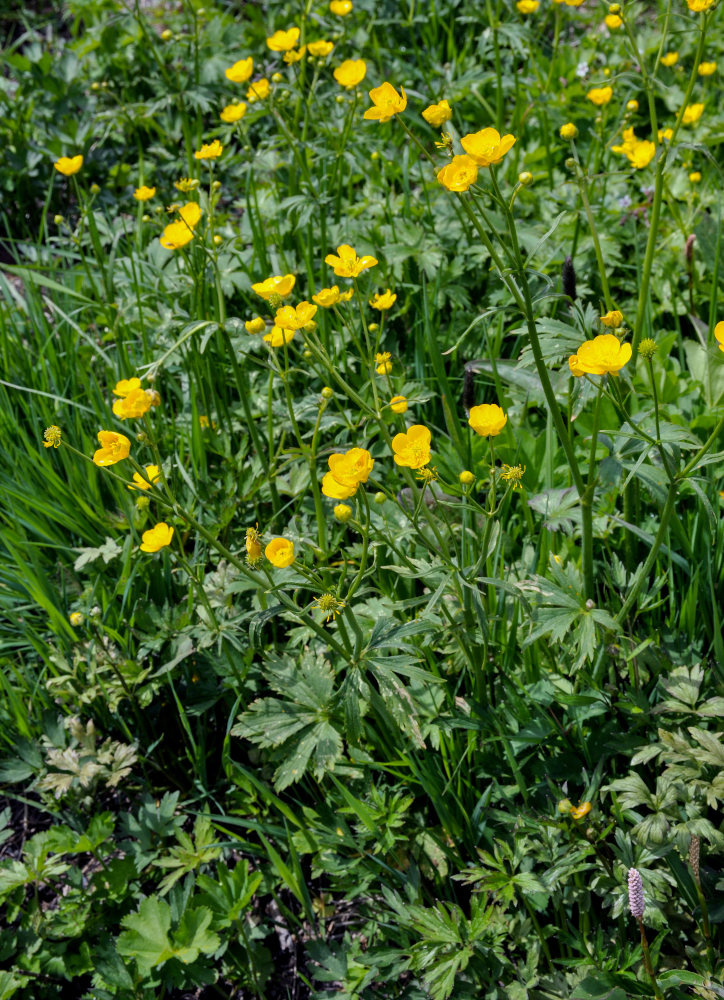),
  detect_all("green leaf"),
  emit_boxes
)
[117,896,174,975]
